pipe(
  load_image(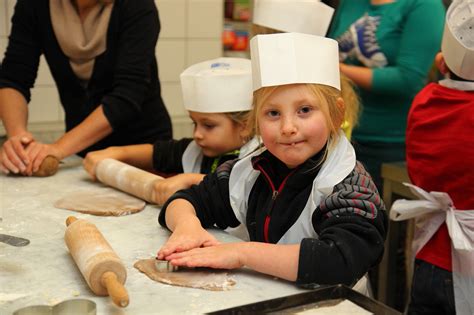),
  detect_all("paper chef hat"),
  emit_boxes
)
[250,32,340,91]
[442,0,474,80]
[253,0,334,36]
[180,58,253,113]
